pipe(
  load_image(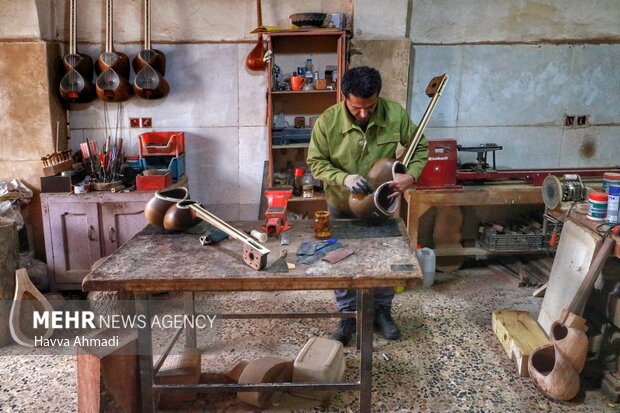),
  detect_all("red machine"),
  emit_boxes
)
[416,139,460,189]
[262,189,292,235]
[416,139,620,188]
